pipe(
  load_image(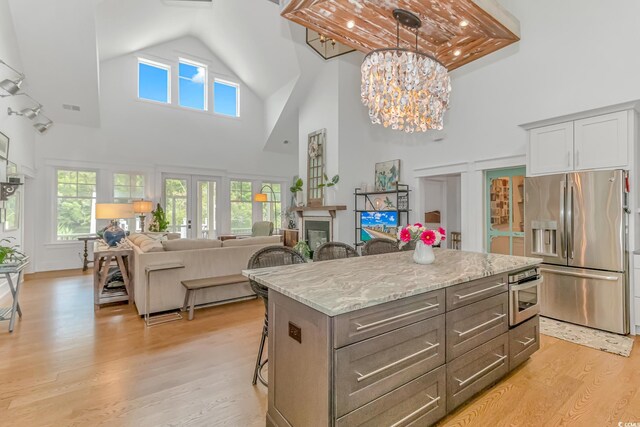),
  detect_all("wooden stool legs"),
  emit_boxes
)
[181,289,197,321]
